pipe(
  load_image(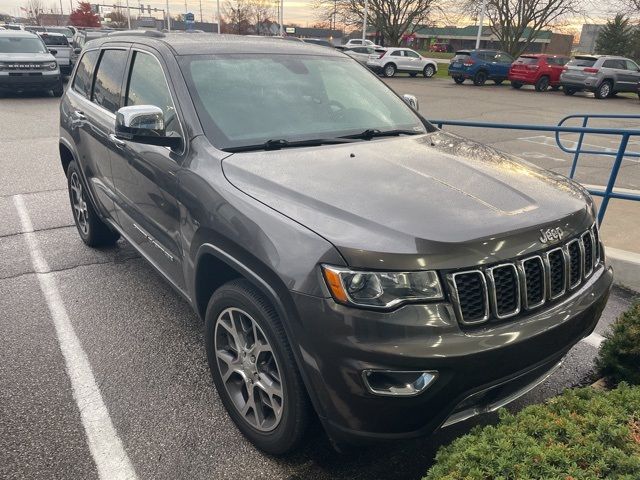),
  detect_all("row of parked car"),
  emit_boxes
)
[447,49,640,100]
